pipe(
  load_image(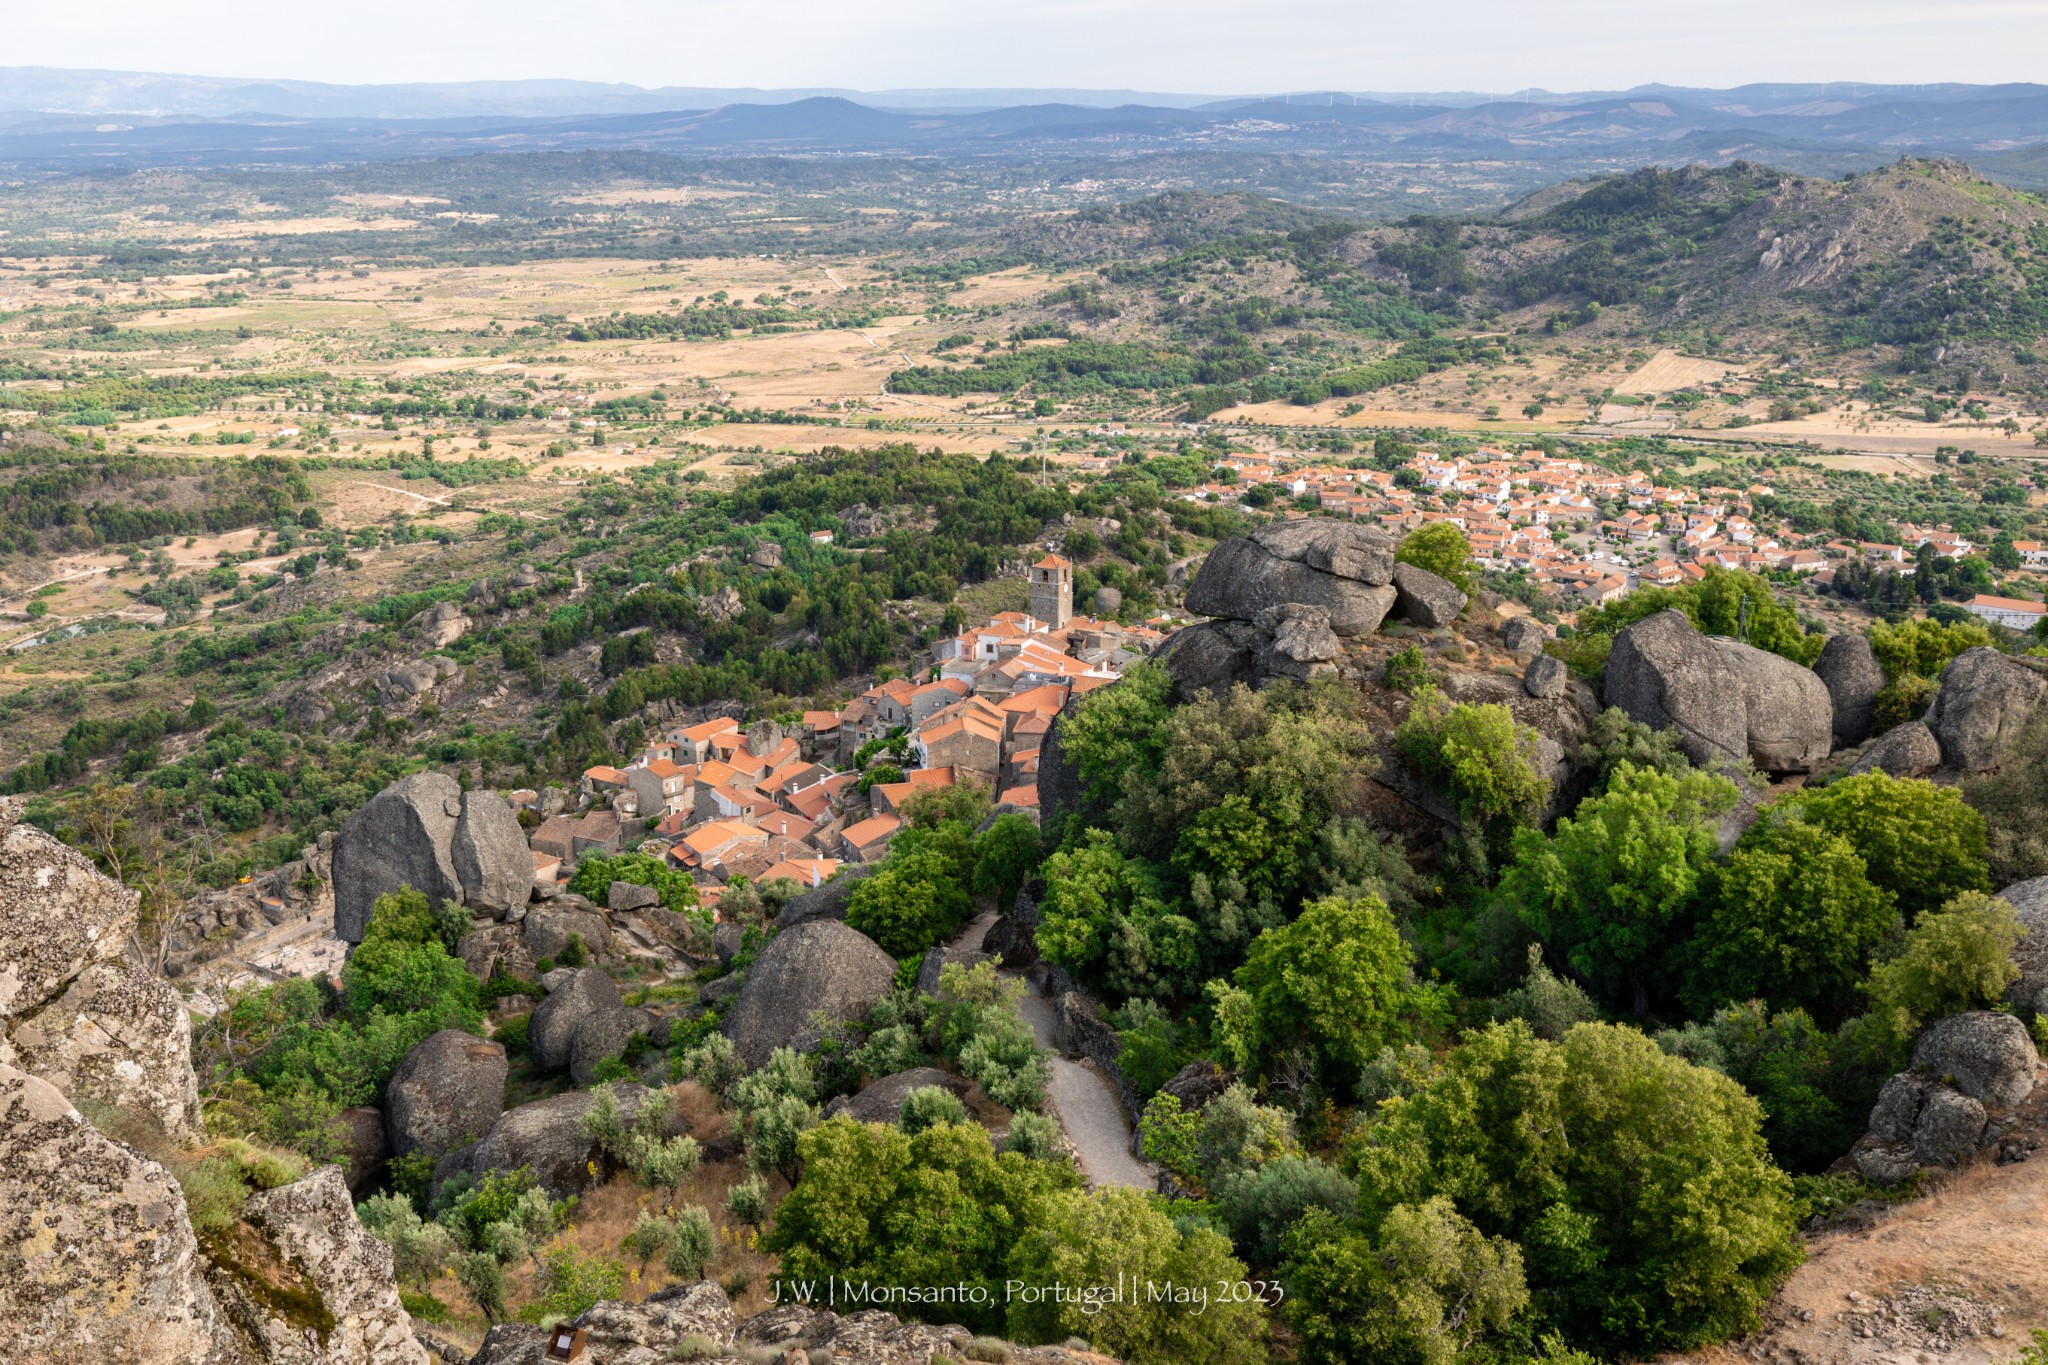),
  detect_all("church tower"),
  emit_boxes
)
[1029,553,1073,630]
